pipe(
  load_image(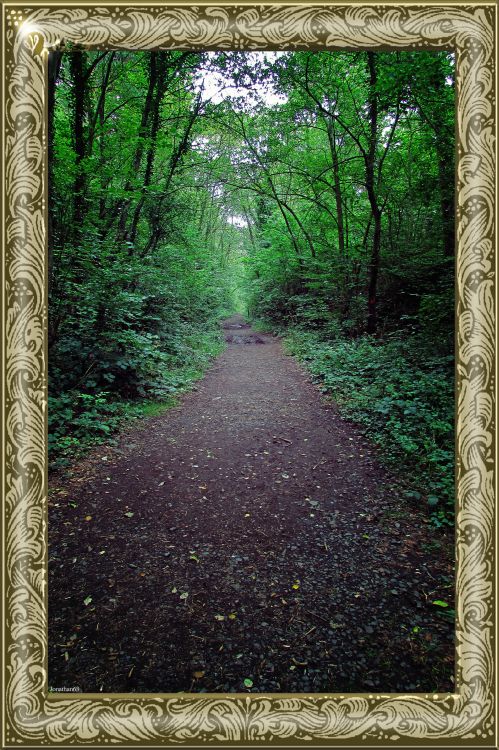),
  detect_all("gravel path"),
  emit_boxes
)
[49,316,454,693]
